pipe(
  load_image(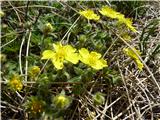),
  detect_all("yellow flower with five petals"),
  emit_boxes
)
[41,43,79,70]
[79,48,107,70]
